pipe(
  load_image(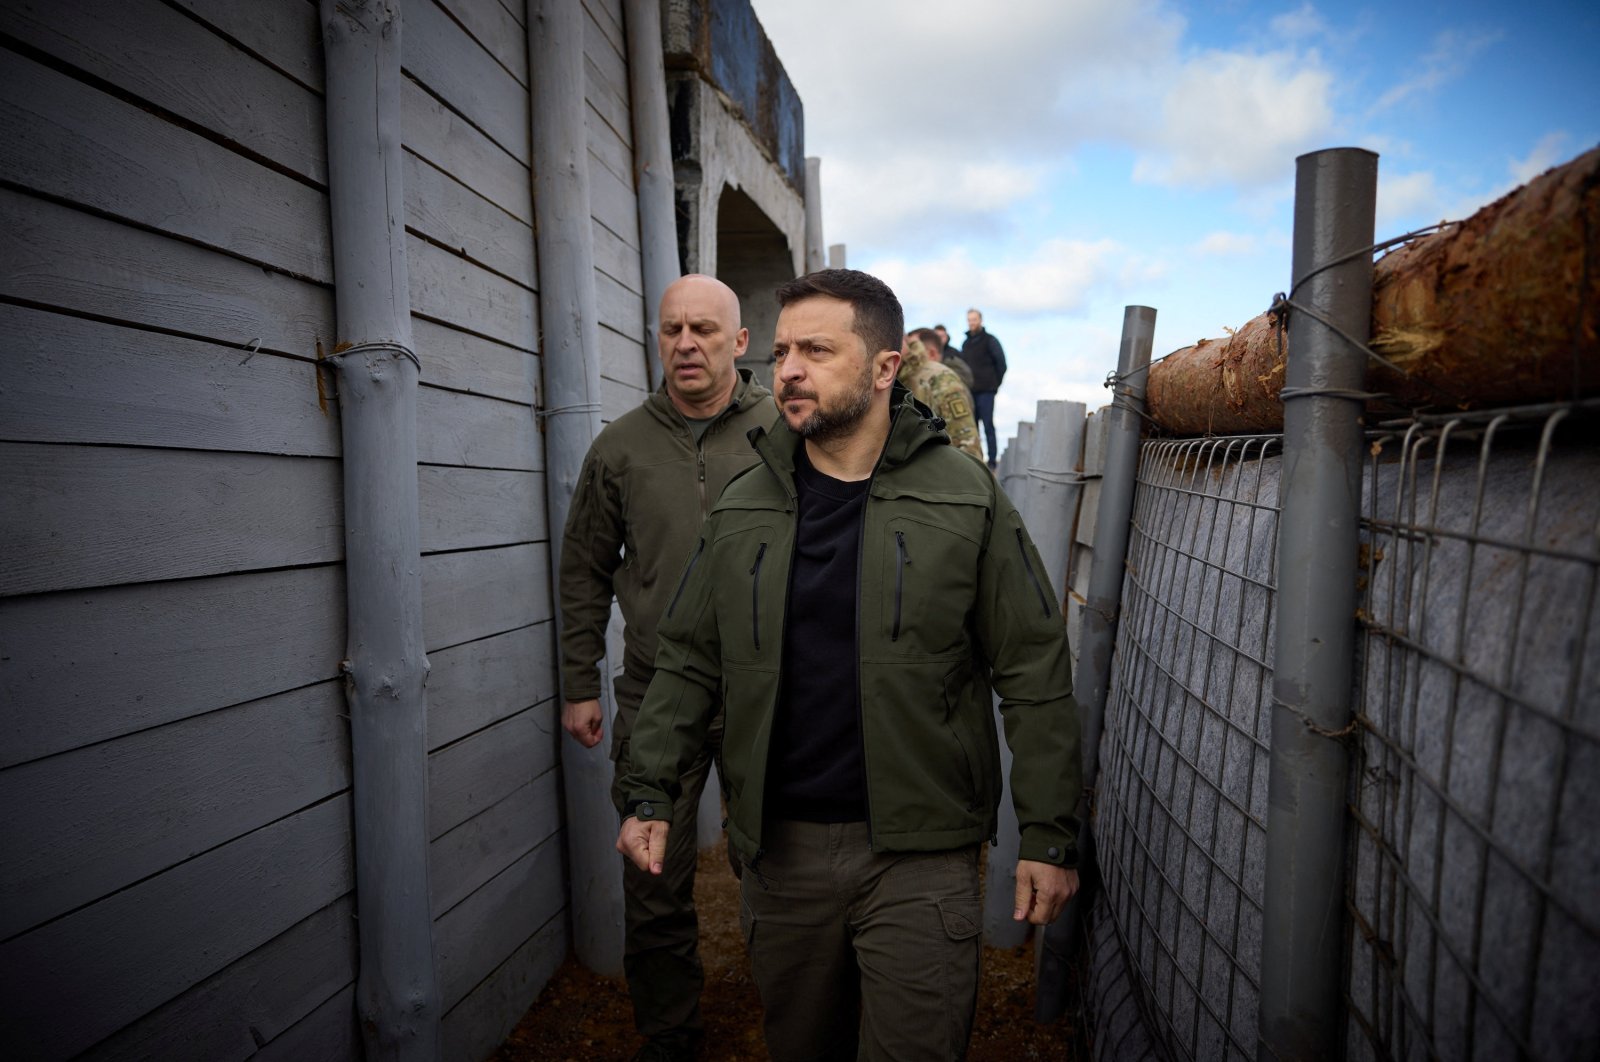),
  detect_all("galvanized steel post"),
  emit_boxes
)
[1258,147,1377,1061]
[531,0,625,976]
[624,0,674,392]
[1035,306,1155,1022]
[320,0,442,1055]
